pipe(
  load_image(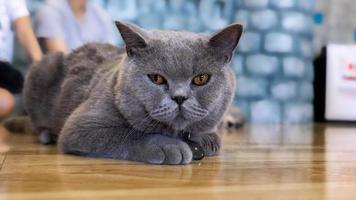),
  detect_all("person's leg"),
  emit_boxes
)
[0,88,15,122]
[0,61,24,94]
